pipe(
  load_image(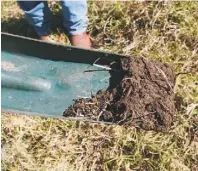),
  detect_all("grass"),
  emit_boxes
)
[1,1,198,170]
